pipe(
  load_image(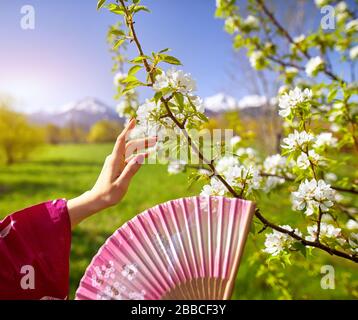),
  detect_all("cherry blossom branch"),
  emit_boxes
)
[118,0,357,264]
[336,203,358,221]
[303,147,324,242]
[332,185,358,195]
[252,2,357,152]
[266,55,305,71]
[255,0,343,83]
[119,0,240,197]
[260,173,358,195]
[255,209,358,262]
